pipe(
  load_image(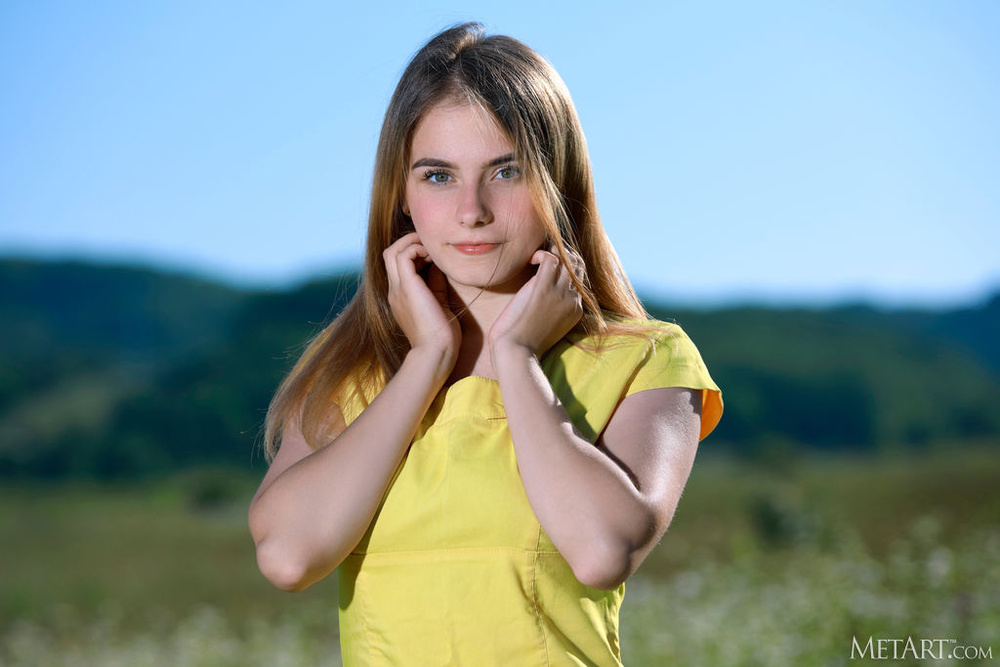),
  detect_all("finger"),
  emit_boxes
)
[530,248,549,266]
[558,250,586,296]
[531,249,560,284]
[395,243,429,281]
[413,250,431,274]
[384,232,421,260]
[547,243,582,279]
[554,259,576,294]
[384,247,399,289]
[568,251,585,280]
[395,231,421,246]
[383,233,419,287]
[384,232,421,258]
